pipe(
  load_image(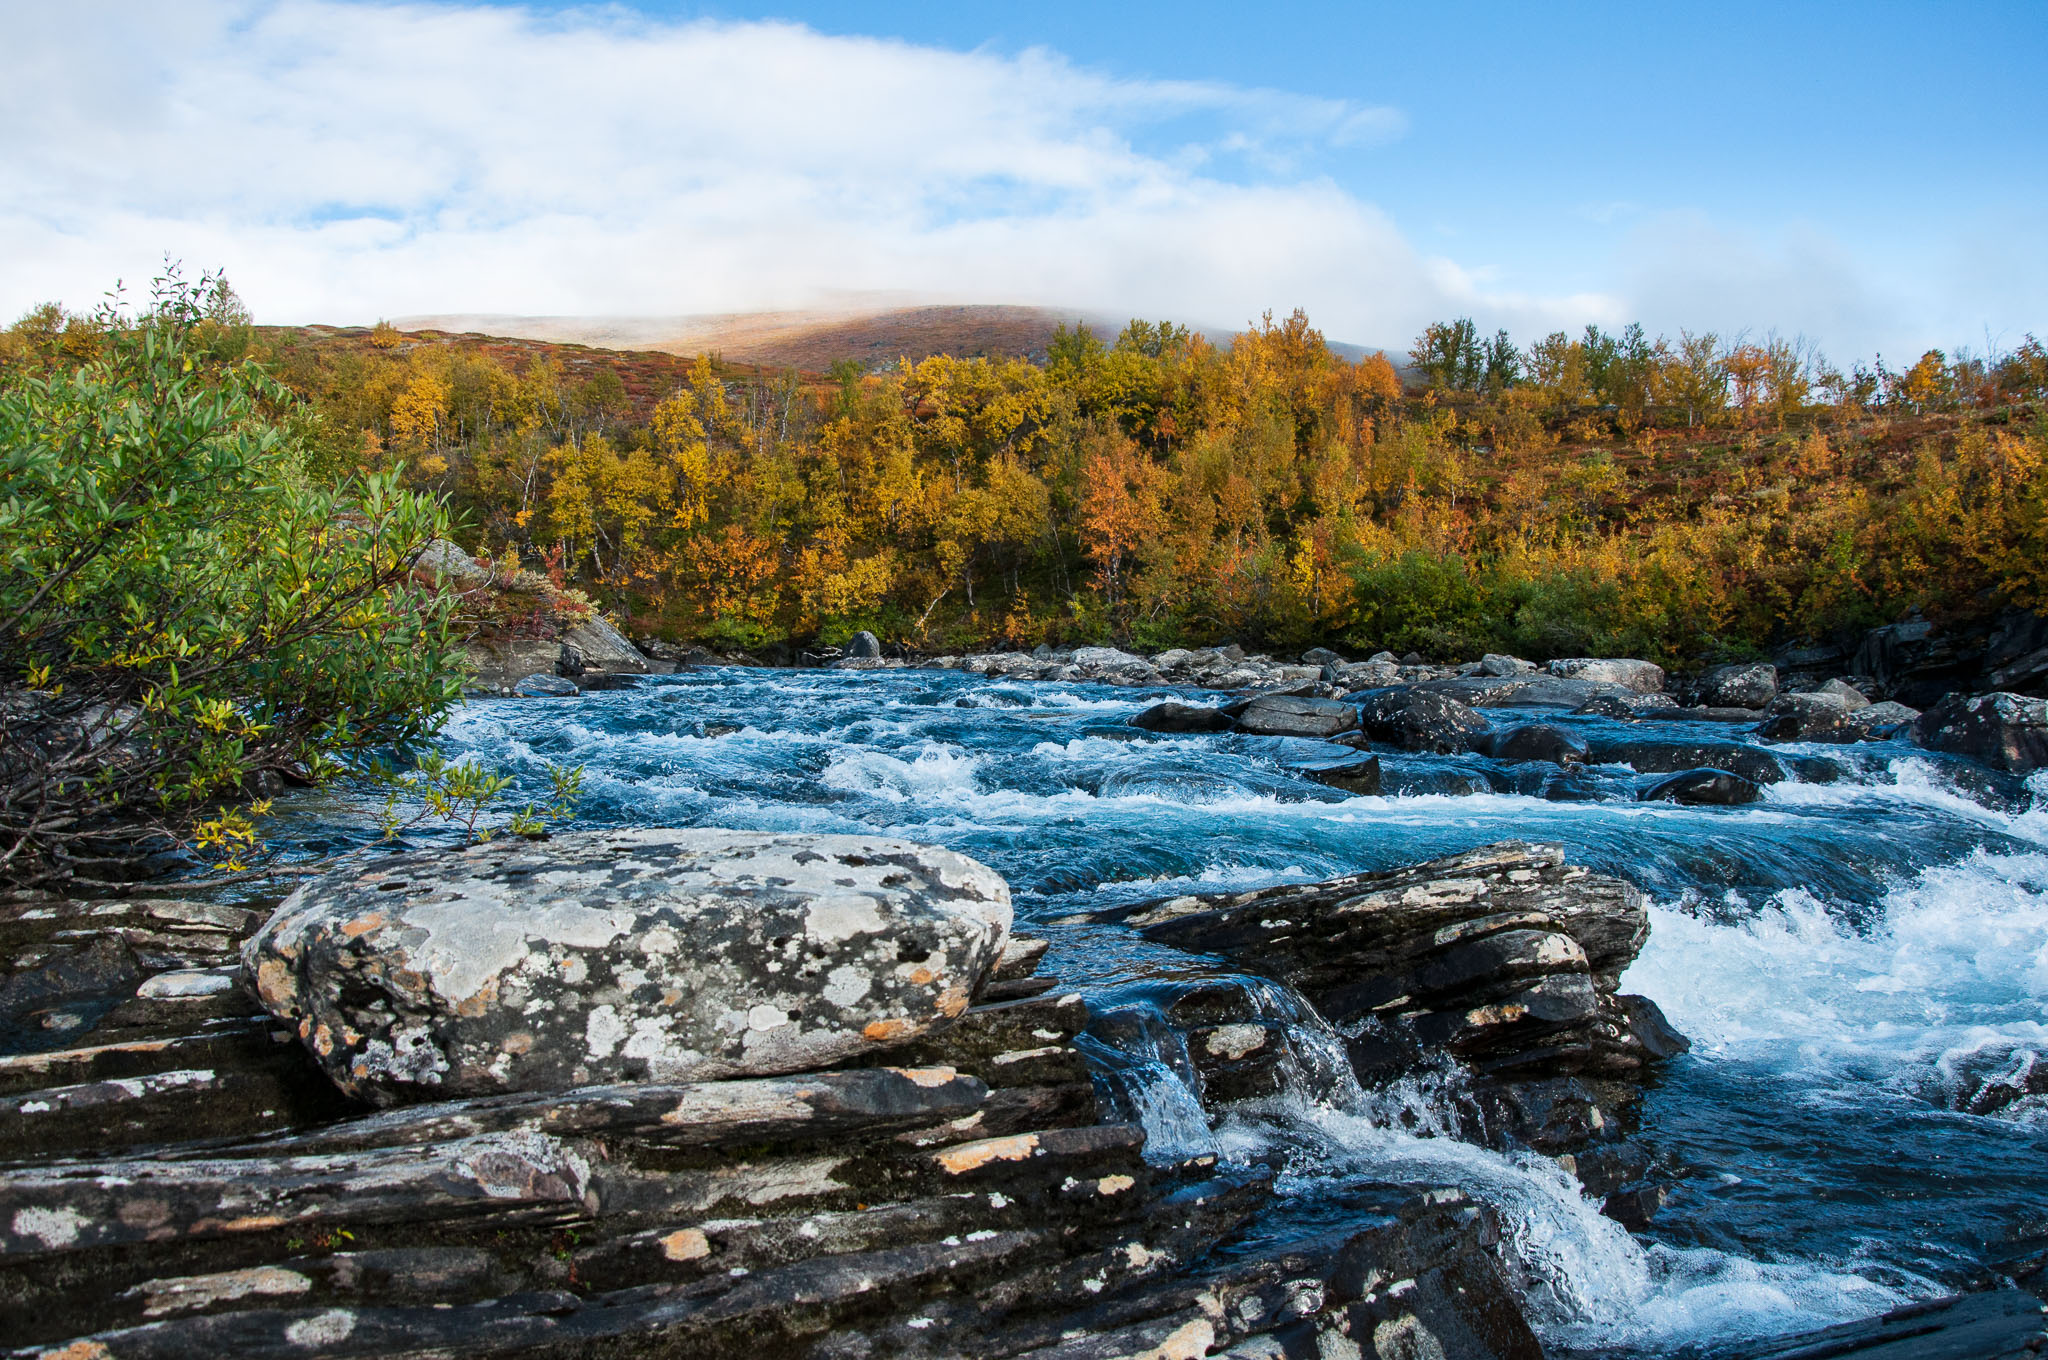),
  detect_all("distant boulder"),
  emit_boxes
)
[1547,658,1666,694]
[511,673,579,697]
[1693,662,1777,710]
[846,630,883,659]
